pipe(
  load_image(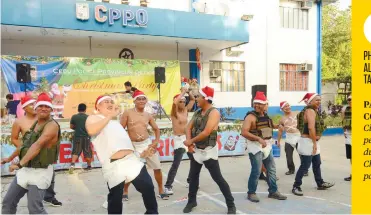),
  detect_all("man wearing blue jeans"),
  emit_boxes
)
[241,91,286,203]
[292,93,334,196]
